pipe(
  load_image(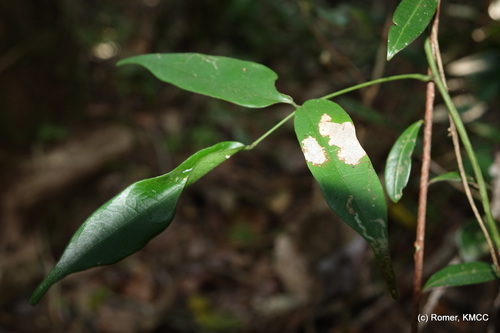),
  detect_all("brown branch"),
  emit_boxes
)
[412,2,442,332]
[412,68,435,333]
